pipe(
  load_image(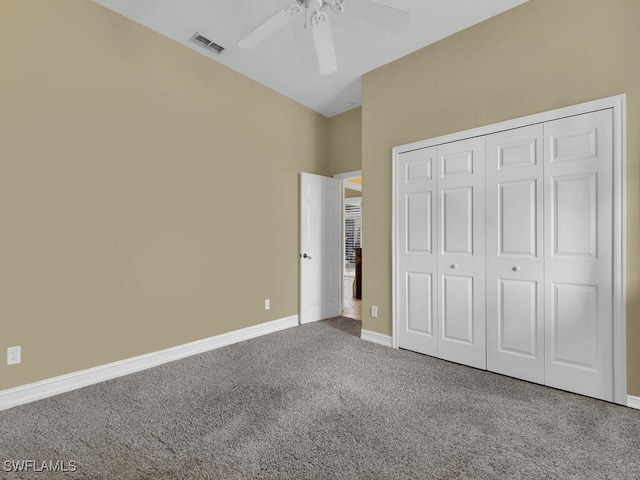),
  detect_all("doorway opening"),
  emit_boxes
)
[335,171,362,321]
